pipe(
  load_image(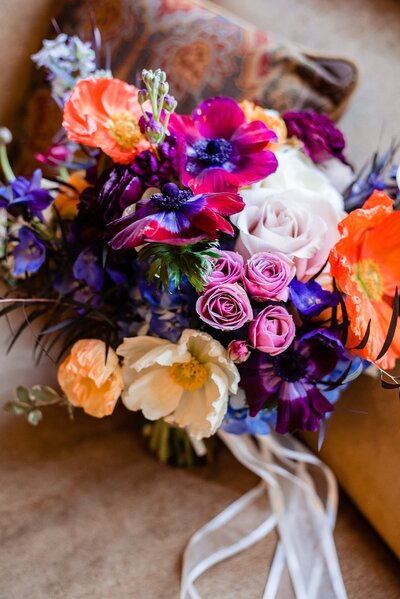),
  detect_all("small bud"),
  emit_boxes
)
[227,340,251,364]
[0,127,12,145]
[138,89,149,104]
[159,81,169,96]
[163,94,177,113]
[141,69,154,84]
